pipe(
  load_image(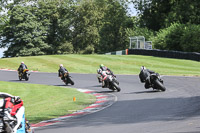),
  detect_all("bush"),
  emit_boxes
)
[57,41,74,54]
[152,23,200,52]
[81,45,95,54]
